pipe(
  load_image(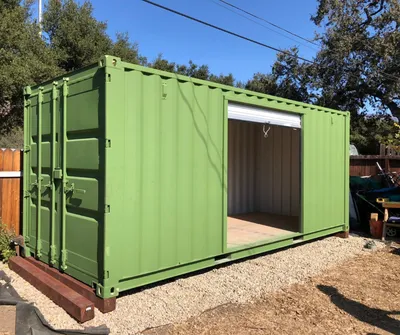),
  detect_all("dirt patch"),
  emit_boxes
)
[0,305,16,335]
[144,247,400,335]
